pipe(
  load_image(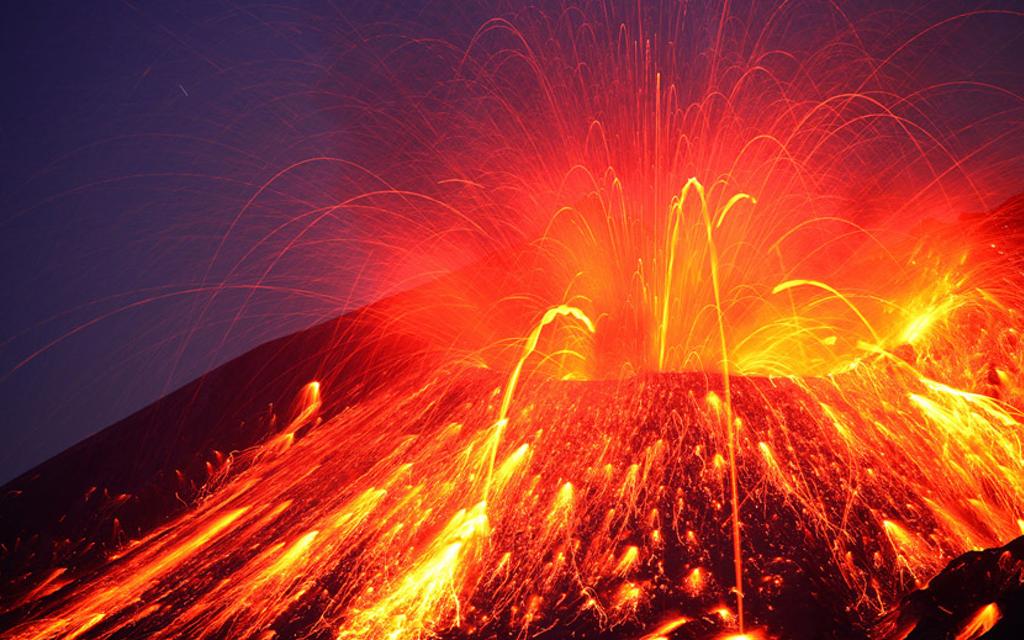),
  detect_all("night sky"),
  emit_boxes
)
[1,1,1022,484]
[0,1,395,482]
